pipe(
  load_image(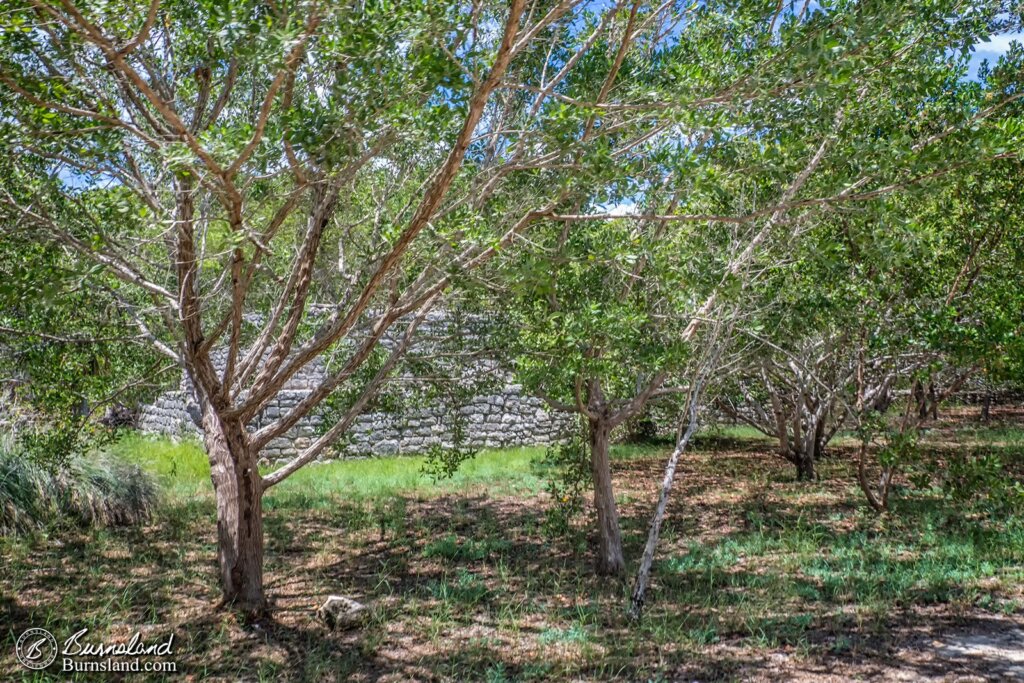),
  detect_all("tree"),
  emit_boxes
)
[852,157,1024,511]
[718,334,853,481]
[2,0,1018,611]
[716,25,1024,481]
[0,0,709,612]
[493,0,1019,573]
